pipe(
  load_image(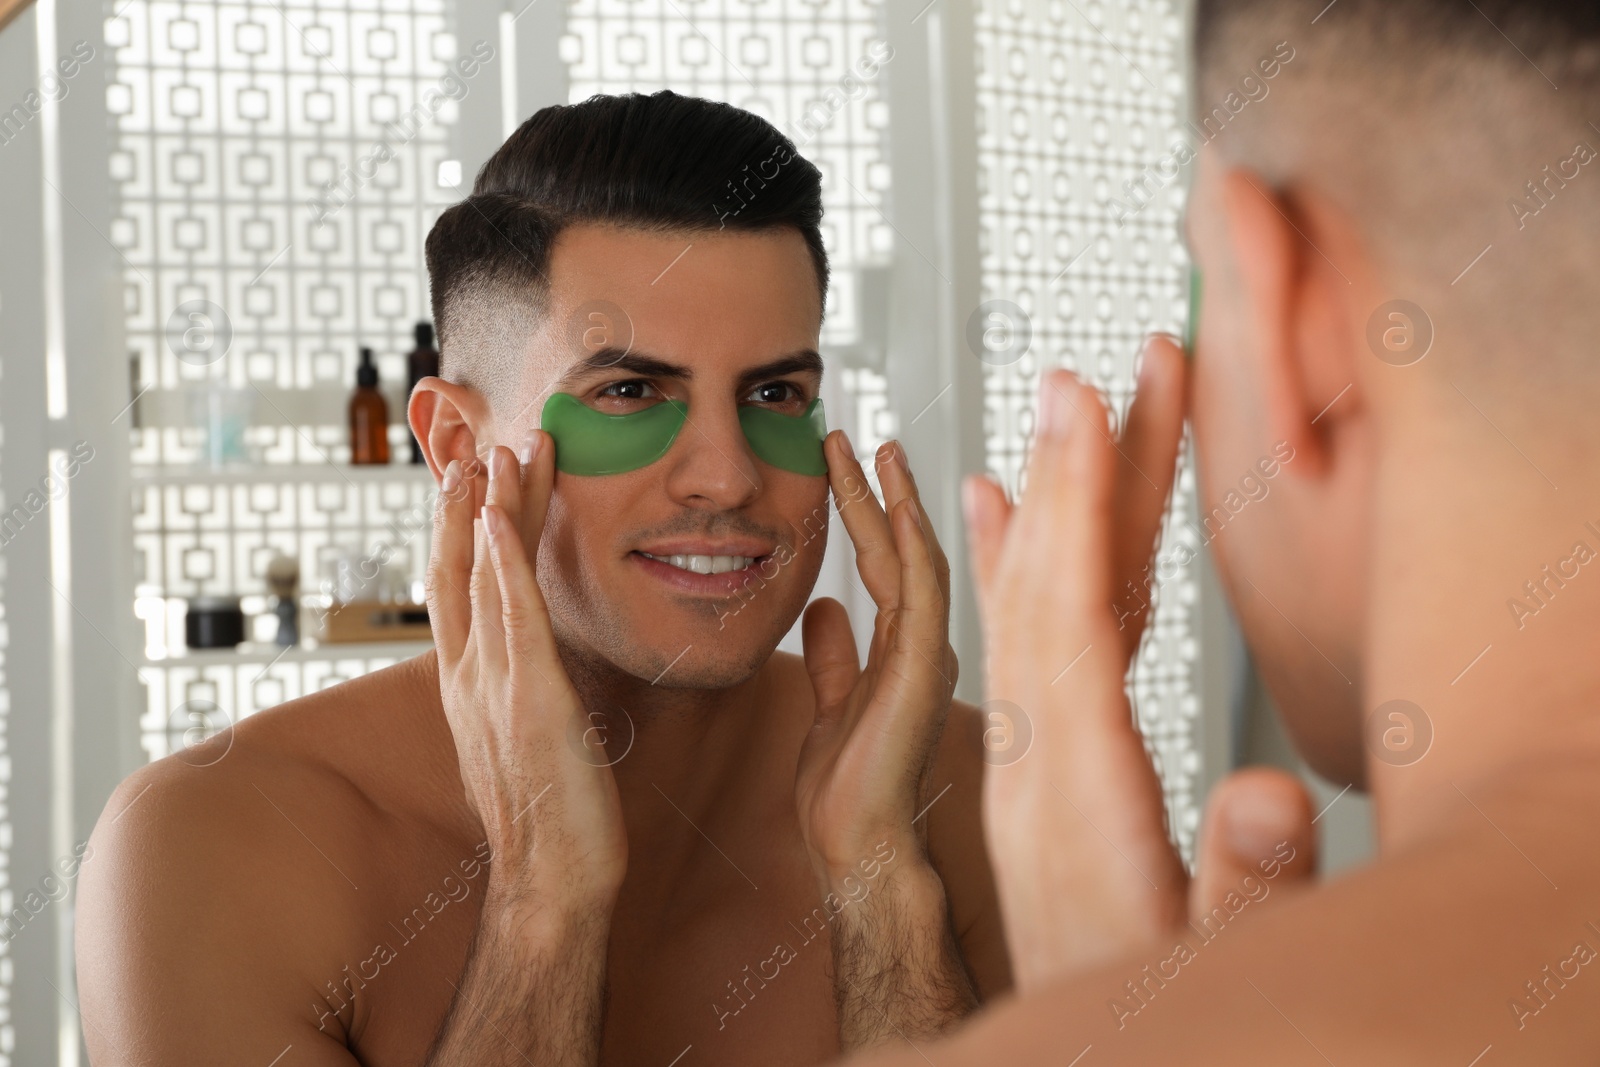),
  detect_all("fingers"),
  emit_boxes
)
[1116,336,1188,540]
[877,440,952,609]
[427,457,478,665]
[481,442,563,691]
[1011,370,1117,616]
[823,432,952,717]
[994,370,1152,755]
[520,430,556,566]
[875,445,953,701]
[484,445,524,527]
[824,431,899,610]
[869,497,953,753]
[801,597,861,730]
[1189,768,1318,923]
[470,498,507,676]
[961,473,1012,624]
[824,431,953,653]
[480,447,523,671]
[430,438,556,675]
[888,497,949,683]
[482,503,560,689]
[1111,336,1190,652]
